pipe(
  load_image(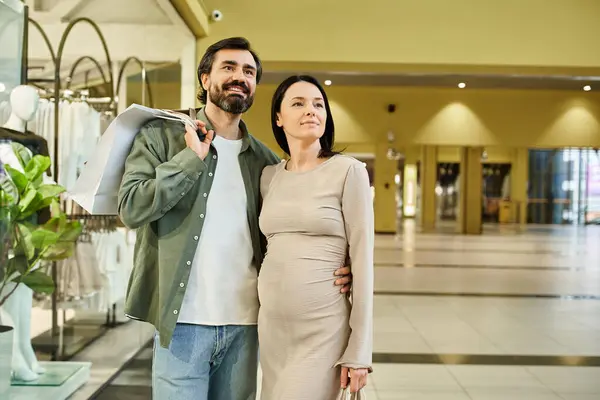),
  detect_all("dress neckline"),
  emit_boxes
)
[282,154,339,175]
